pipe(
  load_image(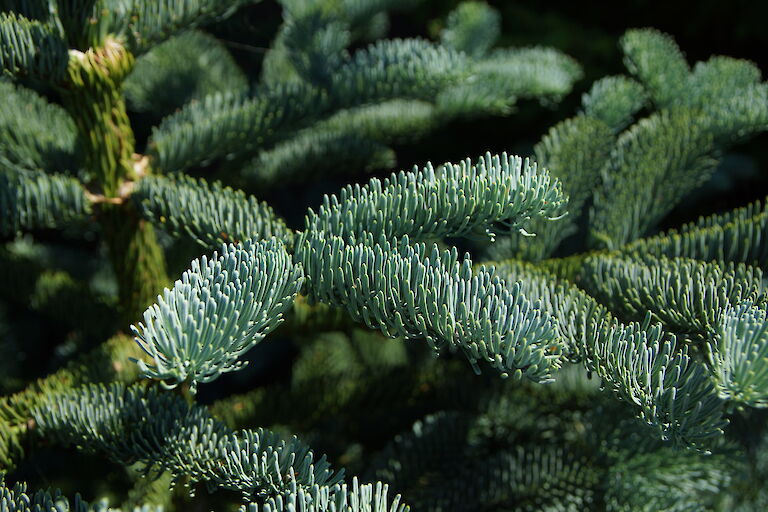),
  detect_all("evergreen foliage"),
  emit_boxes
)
[2,1,768,511]
[133,175,293,248]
